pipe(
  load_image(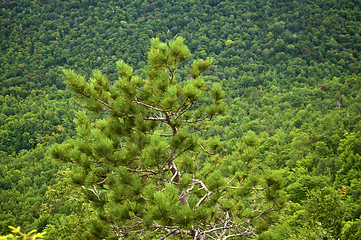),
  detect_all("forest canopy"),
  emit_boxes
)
[1,0,361,239]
